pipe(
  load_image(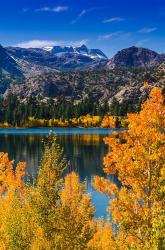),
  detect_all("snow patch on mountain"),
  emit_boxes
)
[43,44,108,60]
[44,46,54,52]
